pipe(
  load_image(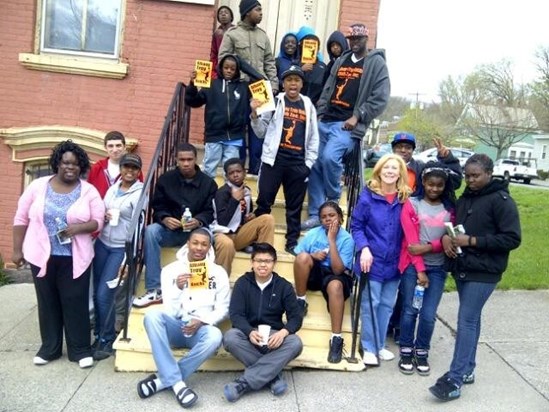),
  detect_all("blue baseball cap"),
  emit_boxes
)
[391,132,416,149]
